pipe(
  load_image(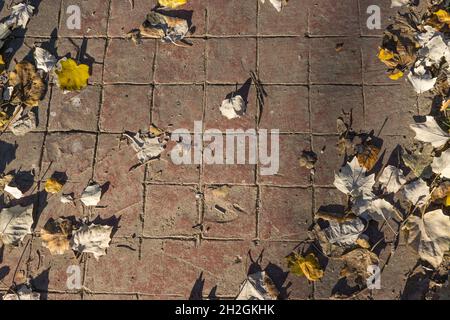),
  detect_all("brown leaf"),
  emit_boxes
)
[340,248,379,286]
[41,218,73,255]
[356,143,380,171]
[8,61,45,107]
